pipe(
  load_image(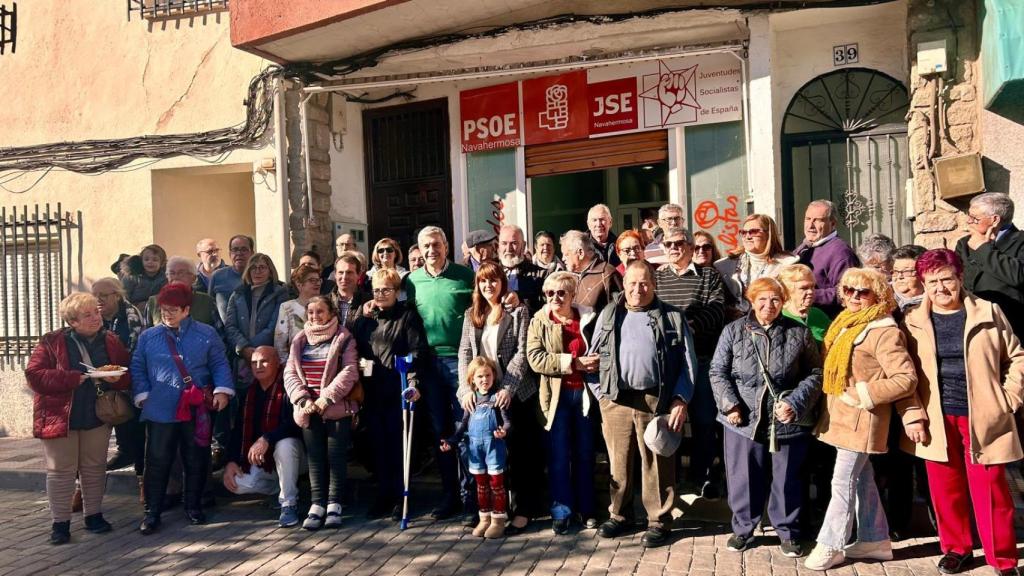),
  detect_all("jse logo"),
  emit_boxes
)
[593,93,634,116]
